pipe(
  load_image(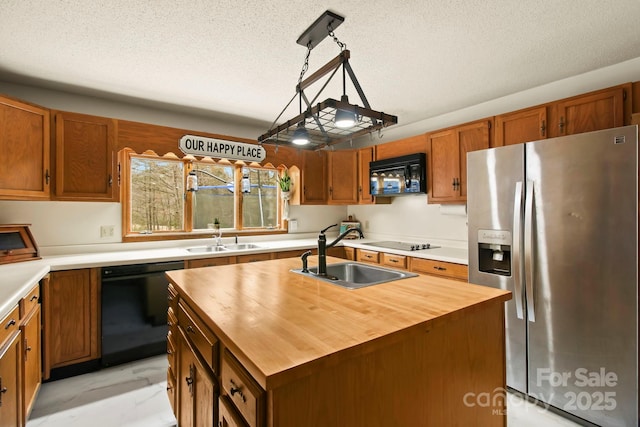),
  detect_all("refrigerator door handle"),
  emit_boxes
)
[524,181,536,322]
[512,181,524,319]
